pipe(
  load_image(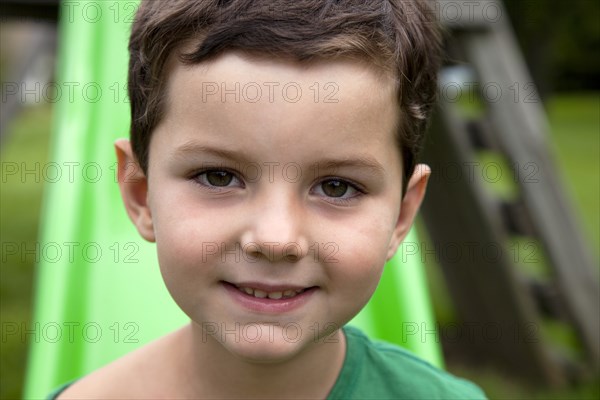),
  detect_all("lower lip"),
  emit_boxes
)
[222,282,317,314]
